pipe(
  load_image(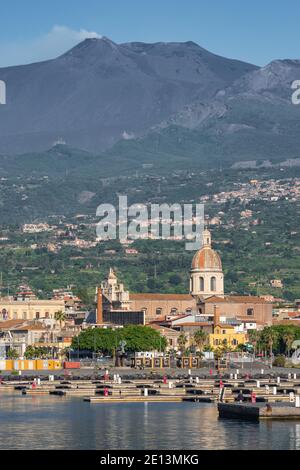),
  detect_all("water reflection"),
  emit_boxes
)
[0,390,299,449]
